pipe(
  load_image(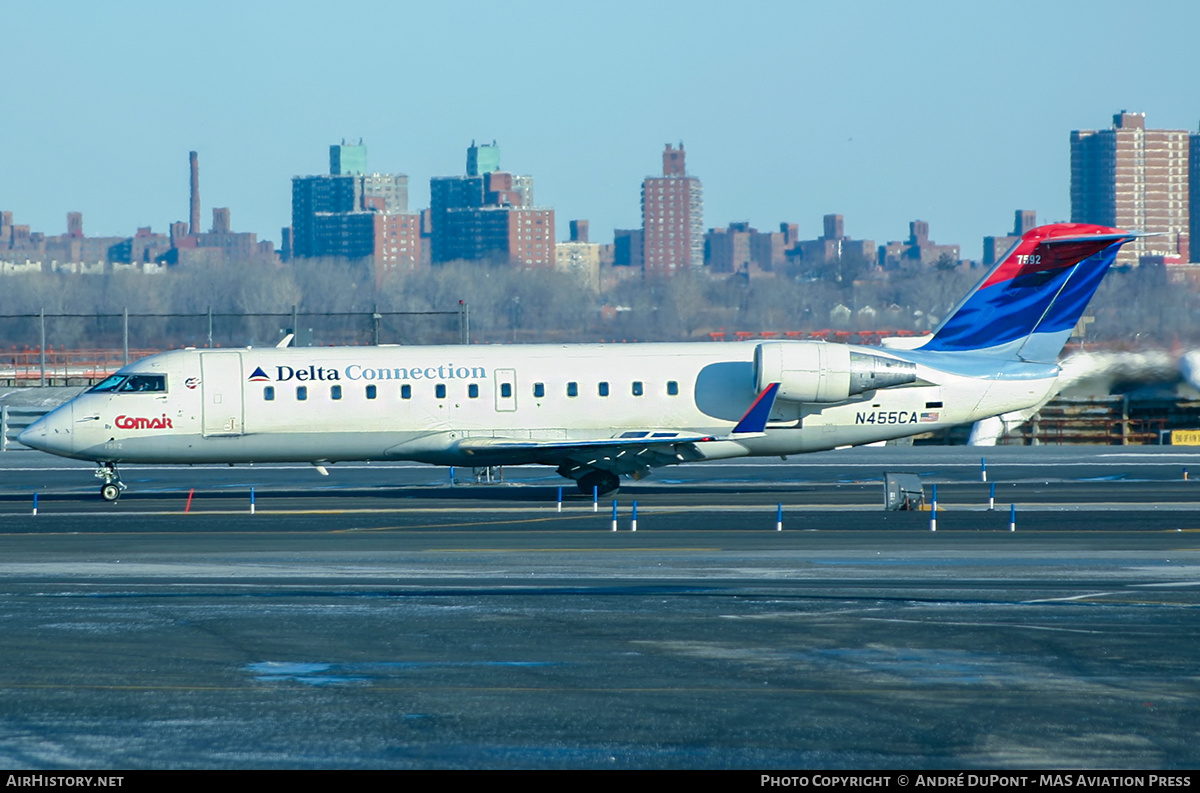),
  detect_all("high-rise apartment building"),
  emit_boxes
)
[290,142,418,271]
[430,142,549,266]
[641,143,703,276]
[291,174,359,258]
[430,173,484,264]
[439,204,555,267]
[1191,131,1200,263]
[1071,111,1190,264]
